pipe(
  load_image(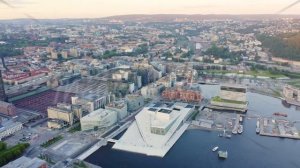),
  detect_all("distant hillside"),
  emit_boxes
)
[1,14,300,23]
[257,33,300,61]
[101,14,300,22]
